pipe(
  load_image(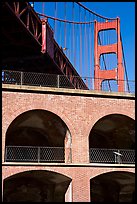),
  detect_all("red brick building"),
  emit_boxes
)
[2,85,135,202]
[2,2,135,202]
